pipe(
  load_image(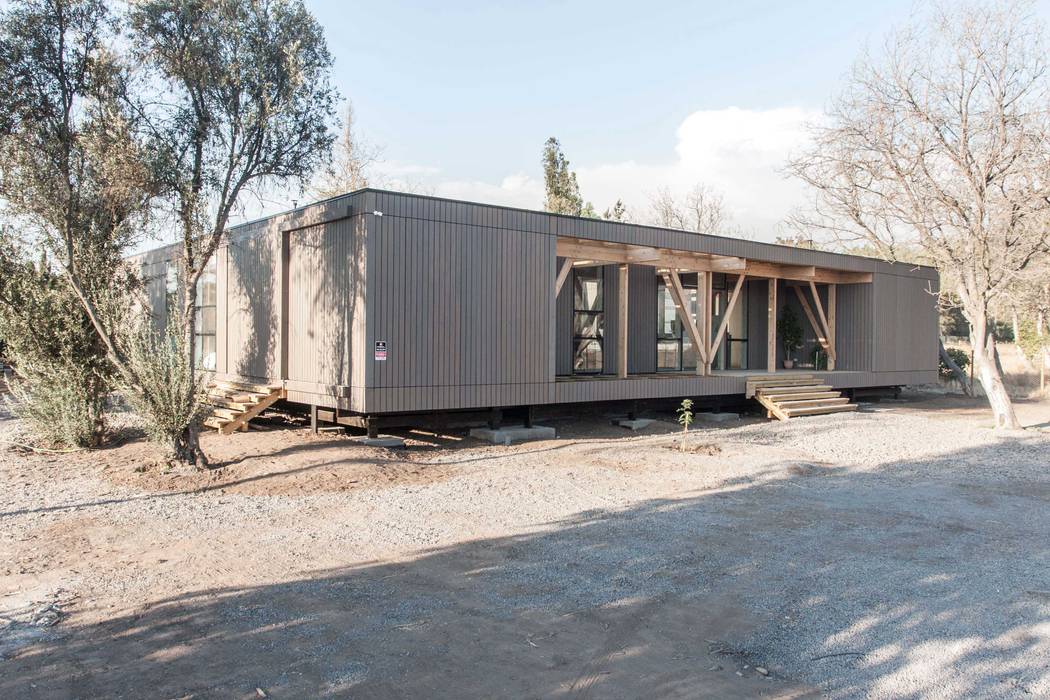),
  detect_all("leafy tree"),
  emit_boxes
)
[0,232,117,446]
[542,137,584,216]
[787,0,1050,429]
[602,199,627,222]
[123,0,338,466]
[0,0,152,446]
